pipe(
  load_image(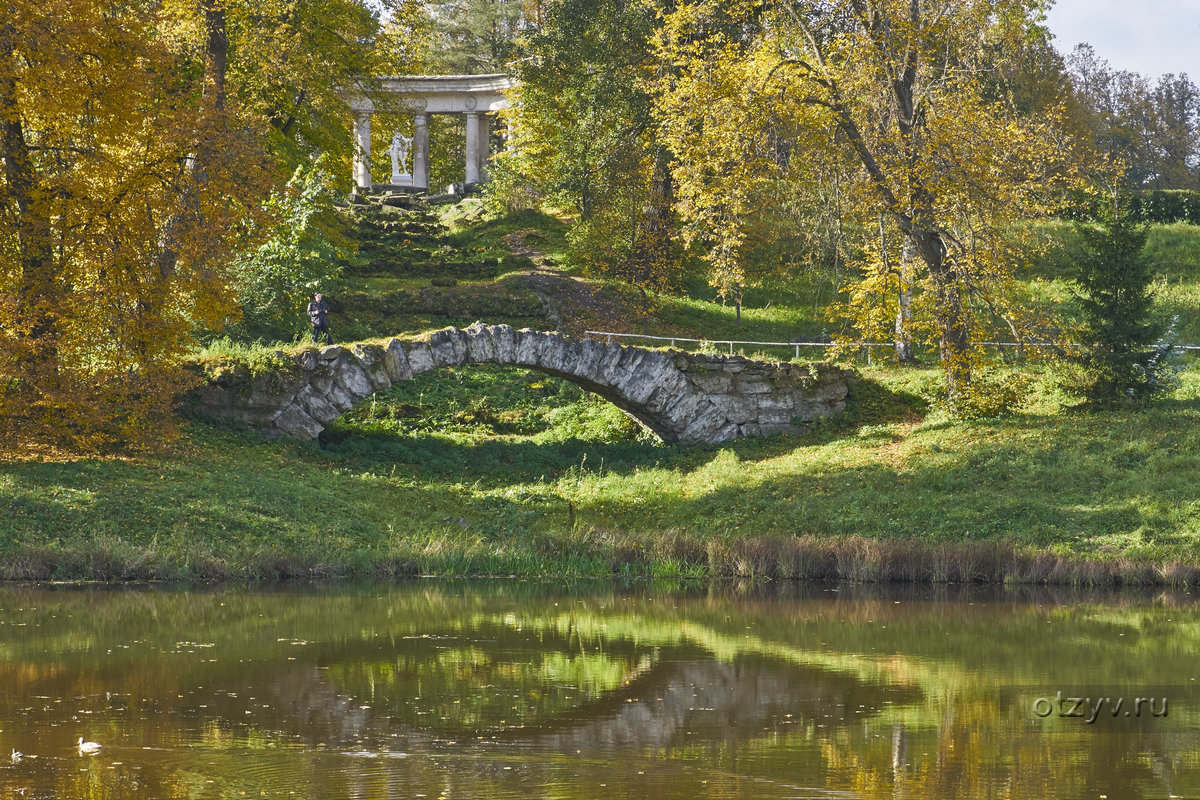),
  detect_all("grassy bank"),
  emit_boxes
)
[3,362,1200,585]
[5,207,1200,585]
